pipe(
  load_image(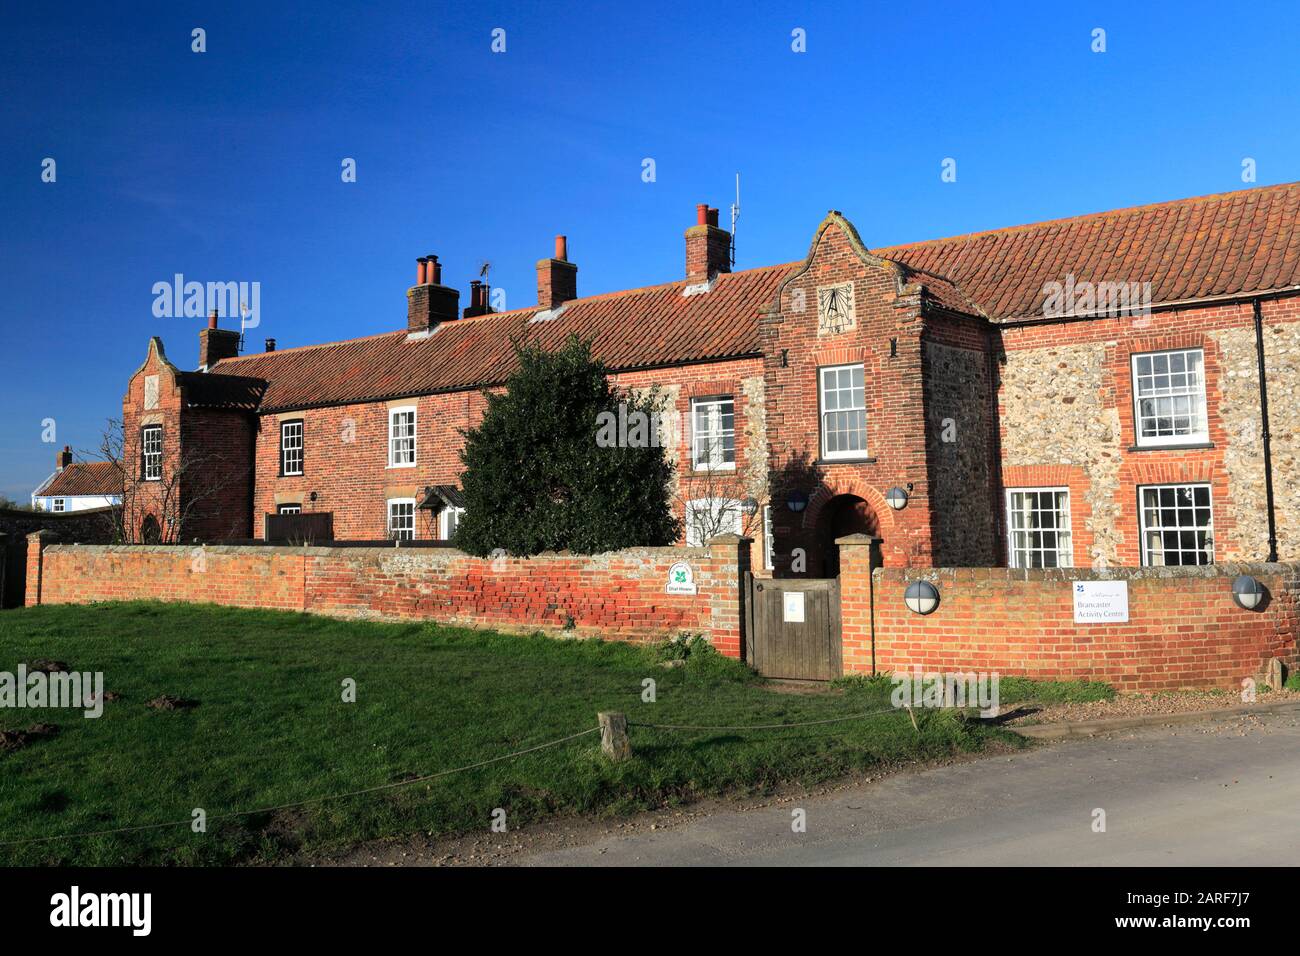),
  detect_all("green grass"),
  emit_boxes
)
[0,602,1020,866]
[832,672,1115,705]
